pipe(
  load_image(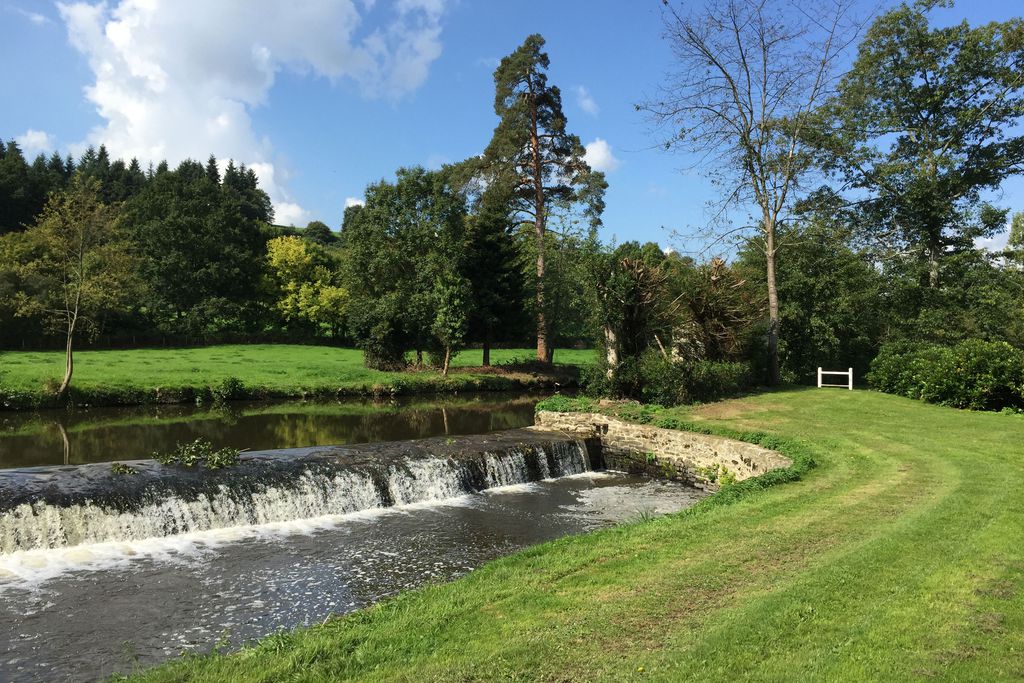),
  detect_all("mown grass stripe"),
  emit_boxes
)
[122,389,1024,682]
